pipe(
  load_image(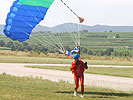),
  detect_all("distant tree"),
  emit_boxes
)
[6,41,13,47]
[83,30,88,33]
[113,51,118,56]
[119,52,122,56]
[88,50,93,55]
[99,51,105,56]
[80,30,88,33]
[64,46,70,51]
[11,45,16,51]
[26,45,32,51]
[44,31,52,33]
[83,48,88,54]
[41,47,48,52]
[0,40,5,47]
[22,42,28,46]
[104,48,114,56]
[33,45,39,51]
[47,49,56,53]
[115,34,120,38]
[110,30,113,32]
[122,51,130,57]
[17,45,22,51]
